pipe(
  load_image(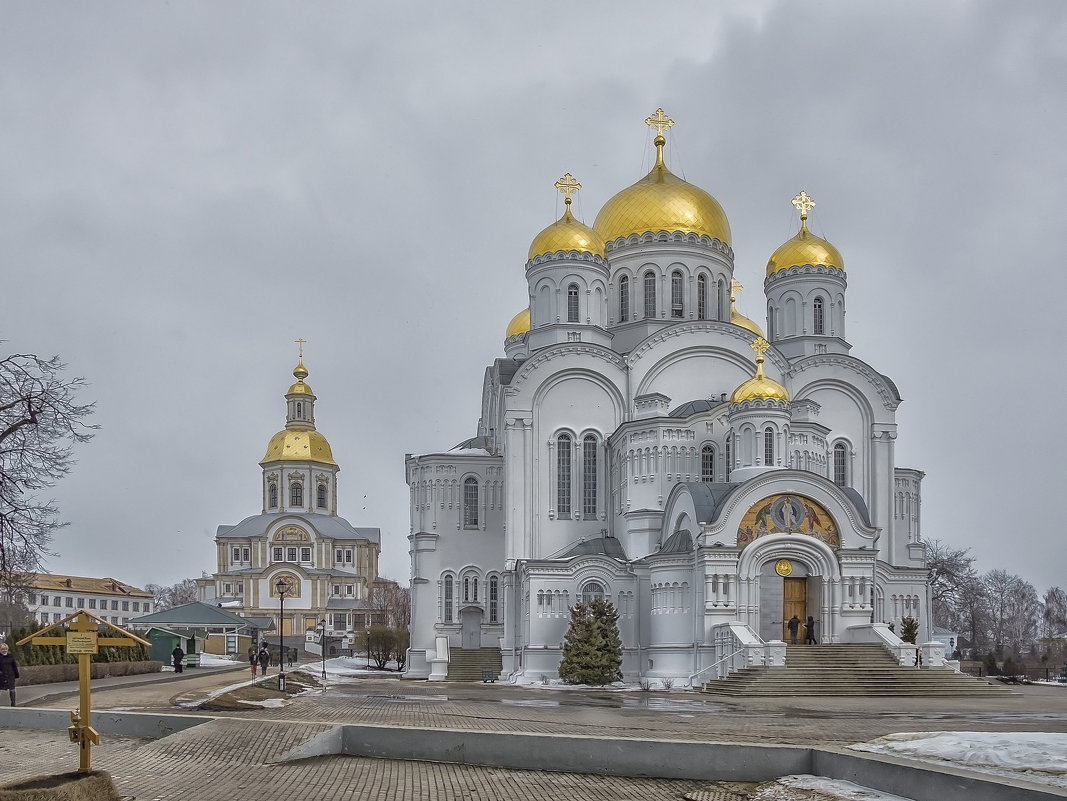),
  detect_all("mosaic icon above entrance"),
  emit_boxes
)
[737,494,839,549]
